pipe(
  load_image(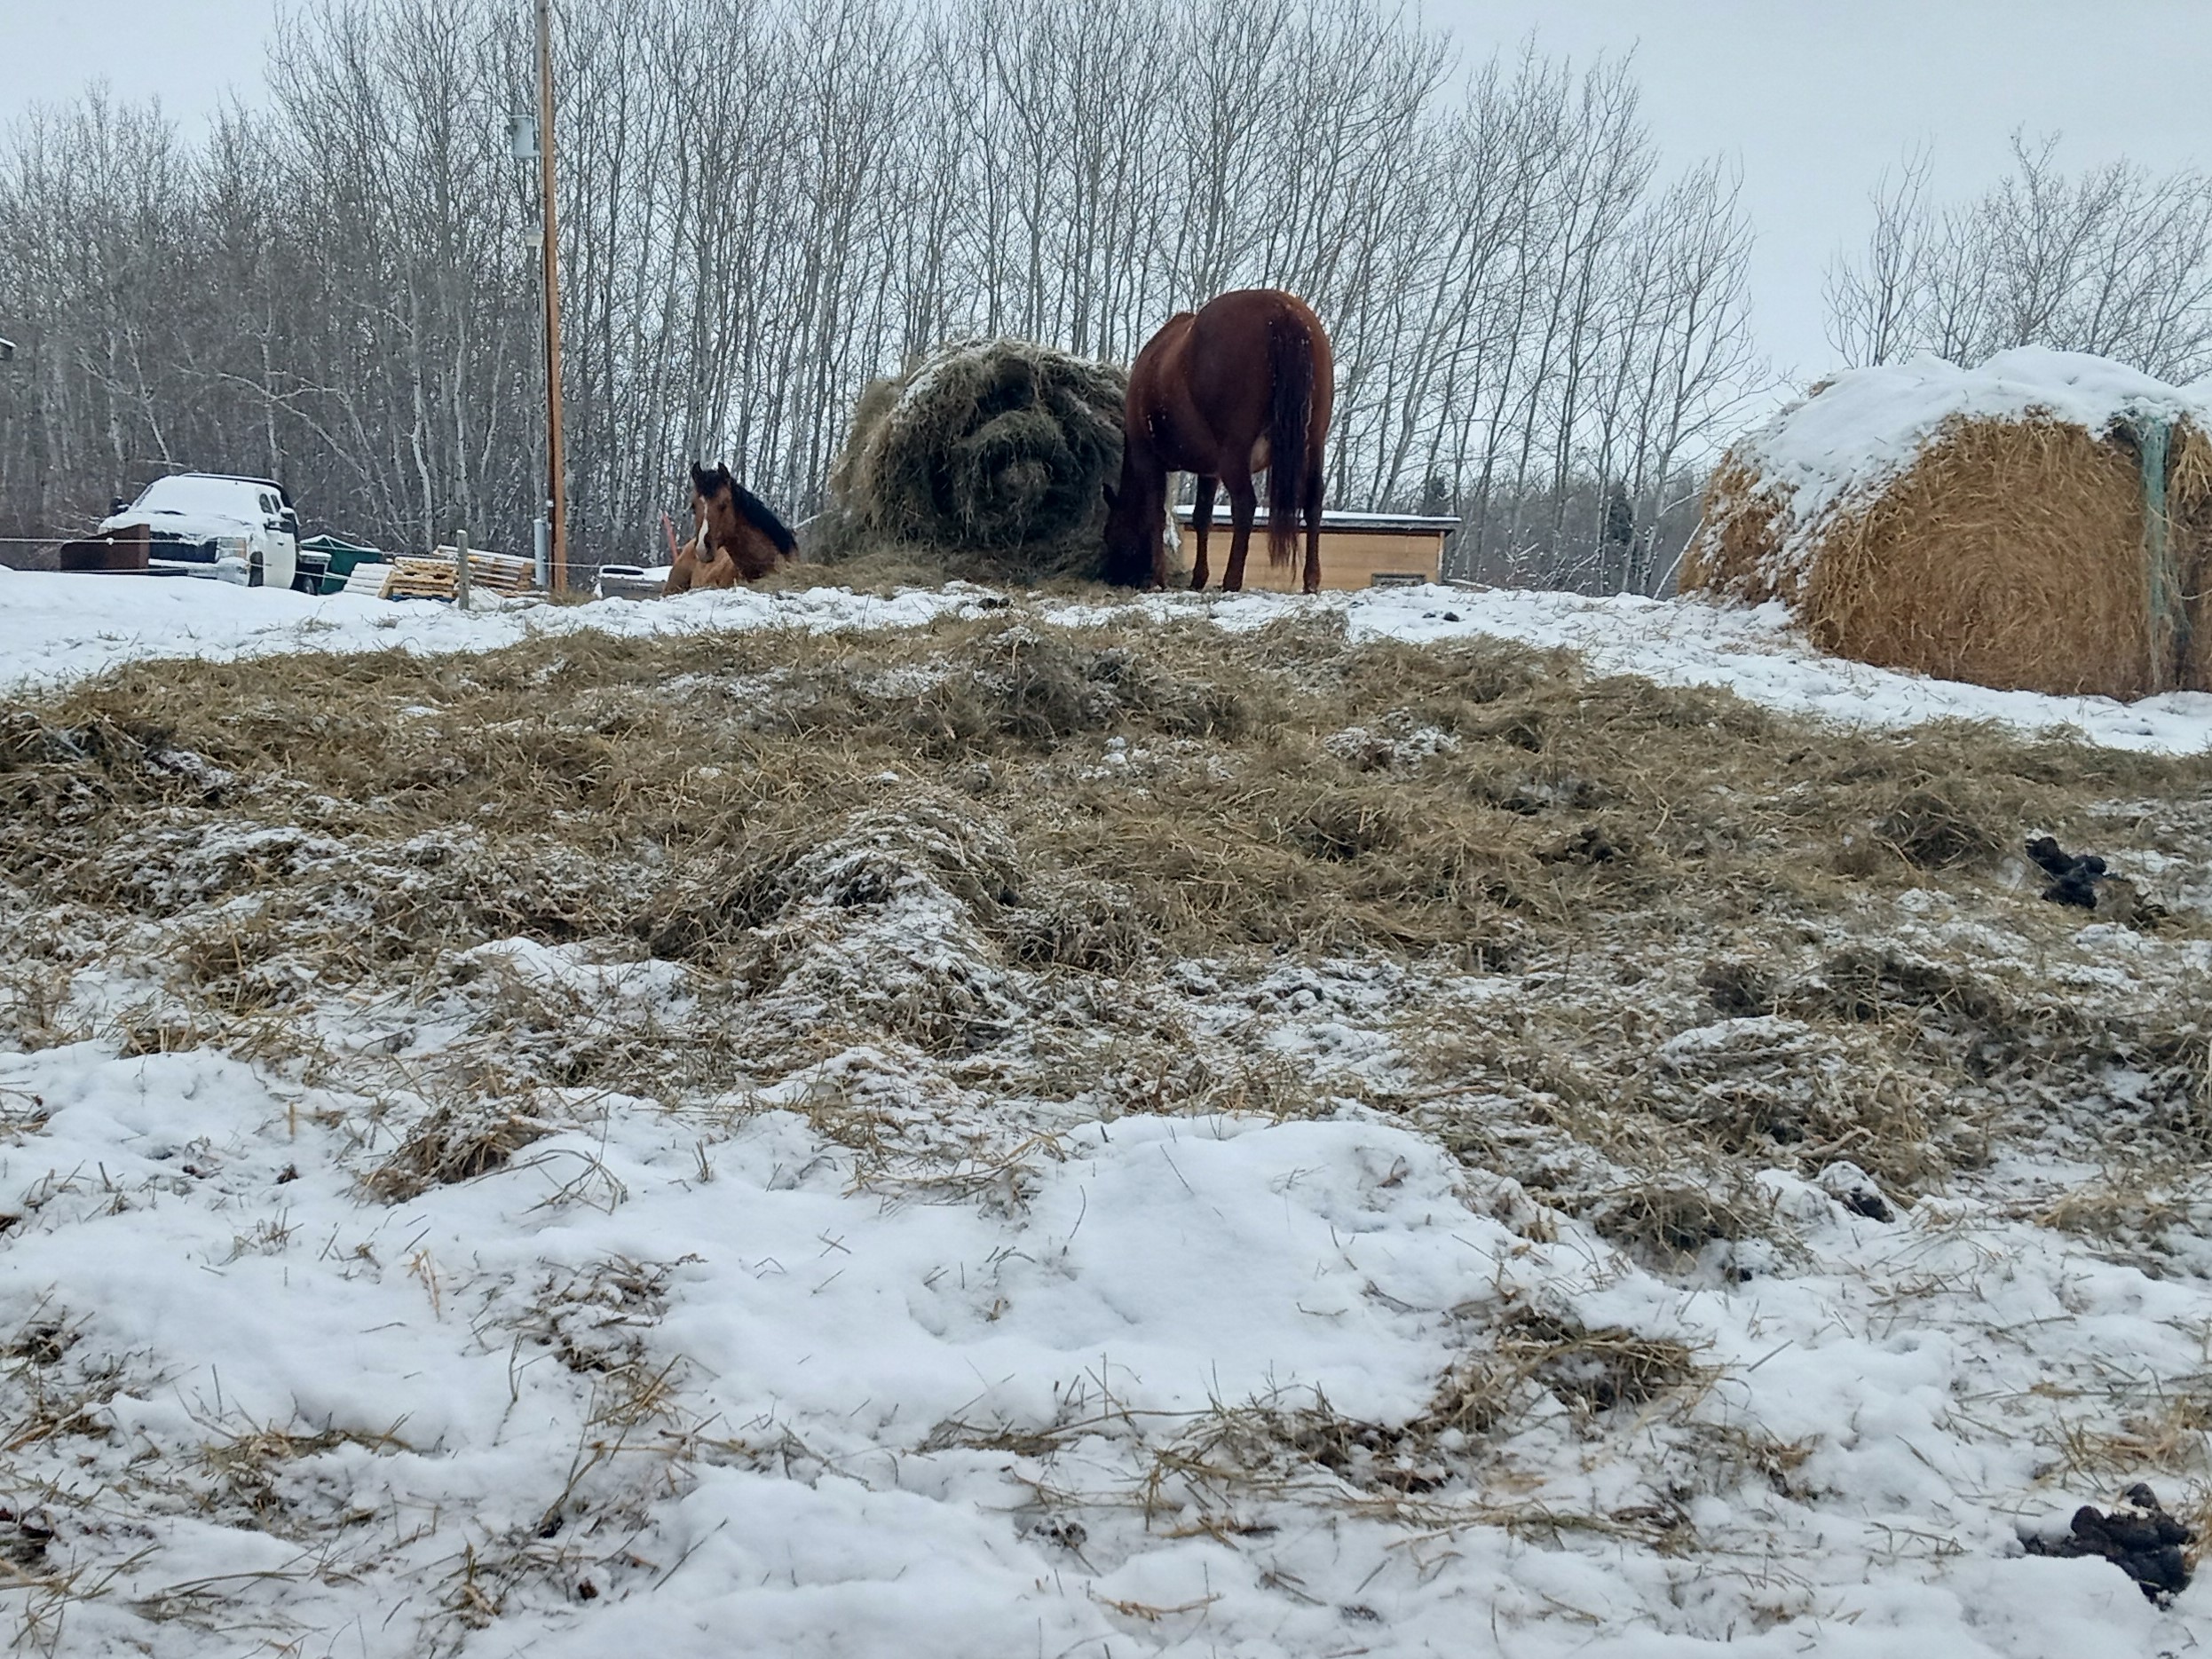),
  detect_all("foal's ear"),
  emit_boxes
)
[691,462,710,494]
